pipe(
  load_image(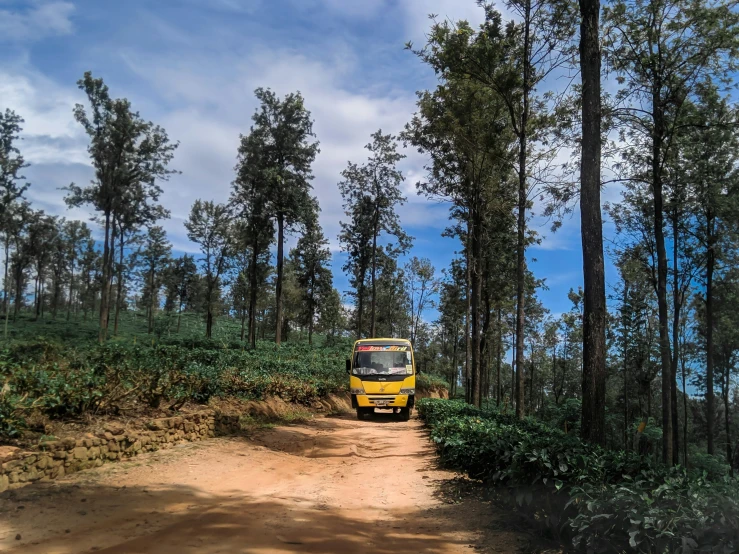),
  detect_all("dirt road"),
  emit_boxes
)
[0,414,534,553]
